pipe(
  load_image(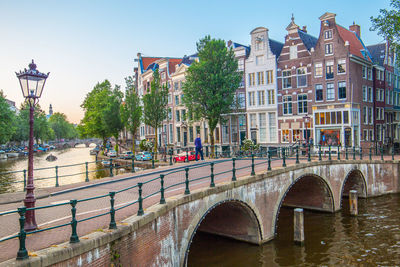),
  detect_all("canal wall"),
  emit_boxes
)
[3,160,399,267]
